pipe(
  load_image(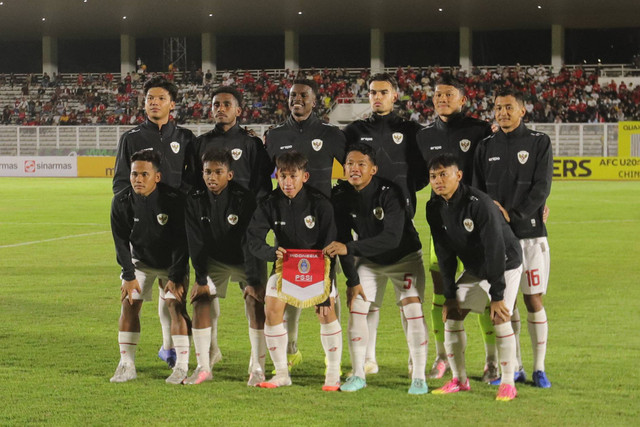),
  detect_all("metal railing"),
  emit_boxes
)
[0,123,618,158]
